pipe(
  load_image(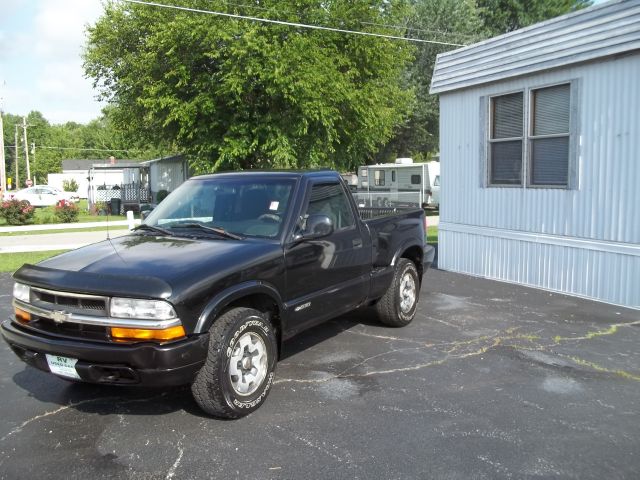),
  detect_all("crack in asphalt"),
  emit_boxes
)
[0,392,170,442]
[166,434,186,480]
[277,319,640,385]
